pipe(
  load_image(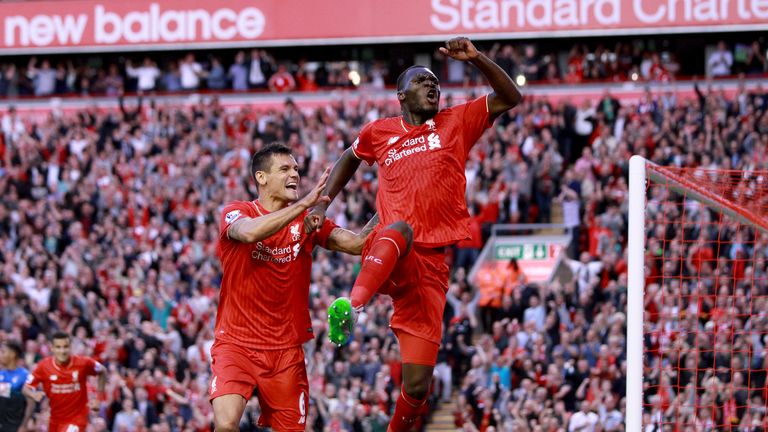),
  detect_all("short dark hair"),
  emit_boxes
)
[396,65,430,91]
[250,142,293,180]
[51,331,70,342]
[3,340,23,358]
